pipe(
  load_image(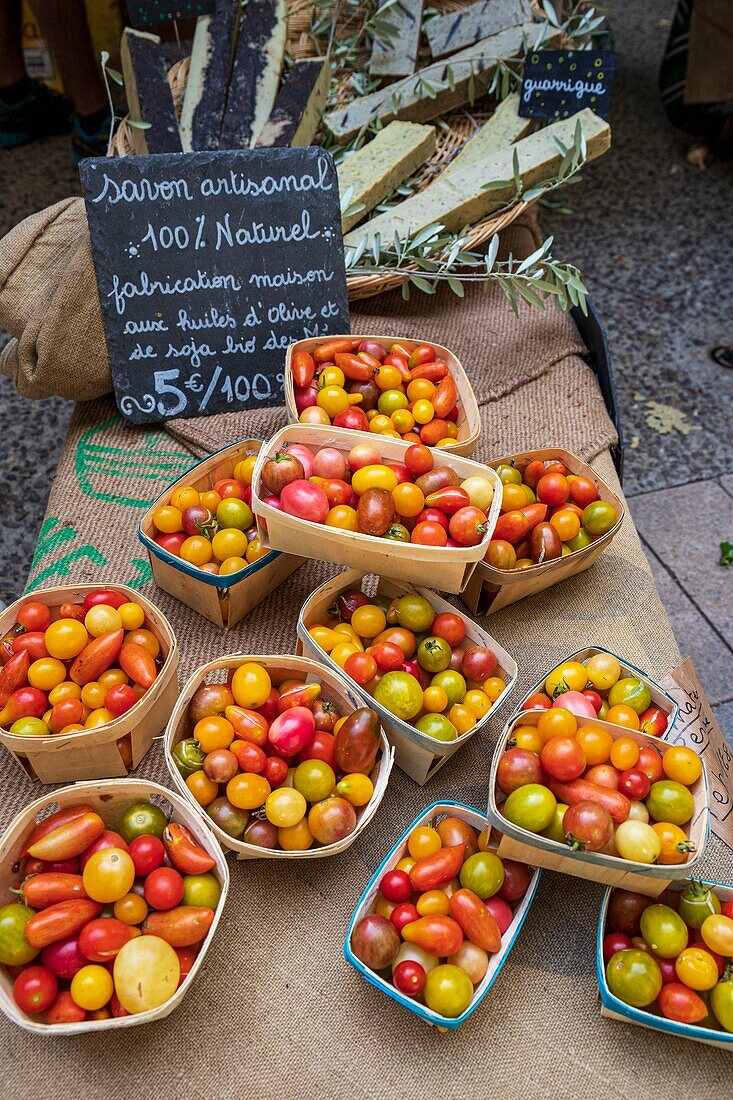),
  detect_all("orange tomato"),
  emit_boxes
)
[662,745,702,785]
[610,735,640,770]
[407,379,435,402]
[186,770,218,806]
[407,826,442,859]
[153,506,183,534]
[576,725,613,765]
[483,676,505,702]
[537,707,577,744]
[449,704,476,735]
[550,508,581,541]
[501,484,528,512]
[512,726,543,754]
[652,822,694,865]
[606,704,641,731]
[416,890,451,916]
[392,482,425,518]
[226,773,271,810]
[423,685,449,713]
[123,629,160,659]
[170,485,200,511]
[325,505,359,531]
[194,715,234,752]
